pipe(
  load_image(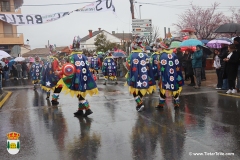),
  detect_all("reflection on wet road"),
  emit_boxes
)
[0,82,239,160]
